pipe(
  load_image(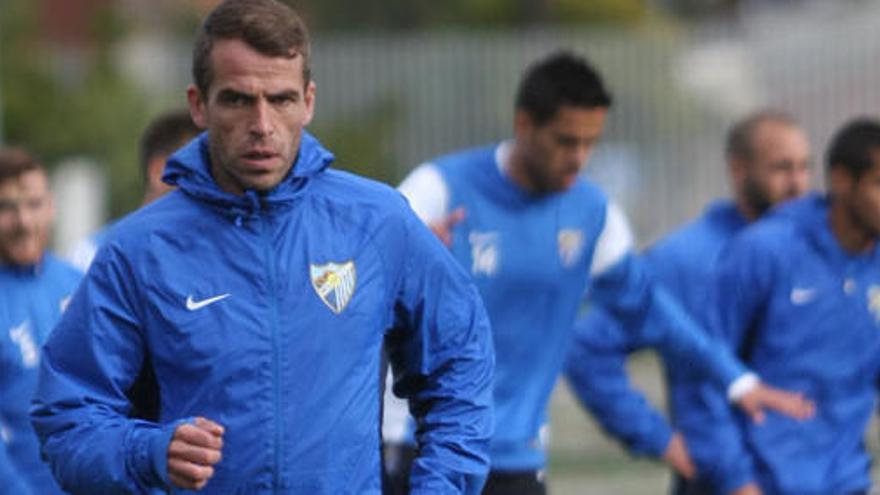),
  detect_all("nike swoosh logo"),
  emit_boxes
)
[790,288,817,305]
[186,293,231,311]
